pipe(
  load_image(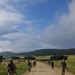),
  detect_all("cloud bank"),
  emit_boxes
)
[0,0,48,52]
[42,0,75,49]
